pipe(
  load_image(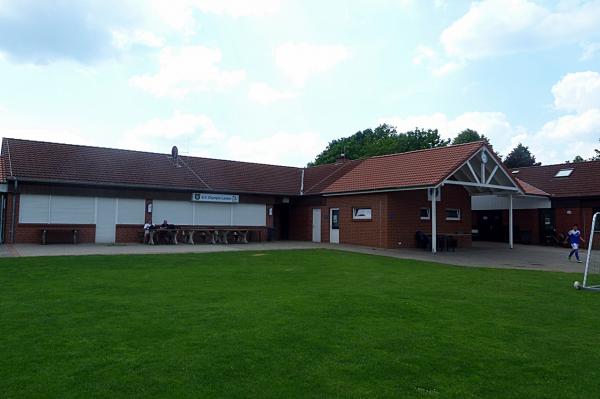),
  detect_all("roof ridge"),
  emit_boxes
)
[306,158,362,169]
[3,137,303,171]
[358,140,485,161]
[512,159,600,170]
[304,162,359,193]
